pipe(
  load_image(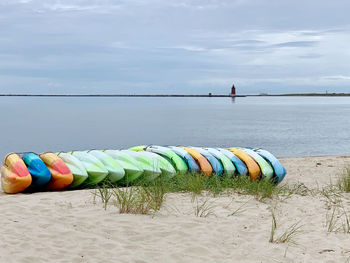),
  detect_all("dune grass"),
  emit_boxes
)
[92,173,288,214]
[192,196,216,217]
[325,204,350,234]
[337,168,350,193]
[269,209,302,244]
[153,173,283,200]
